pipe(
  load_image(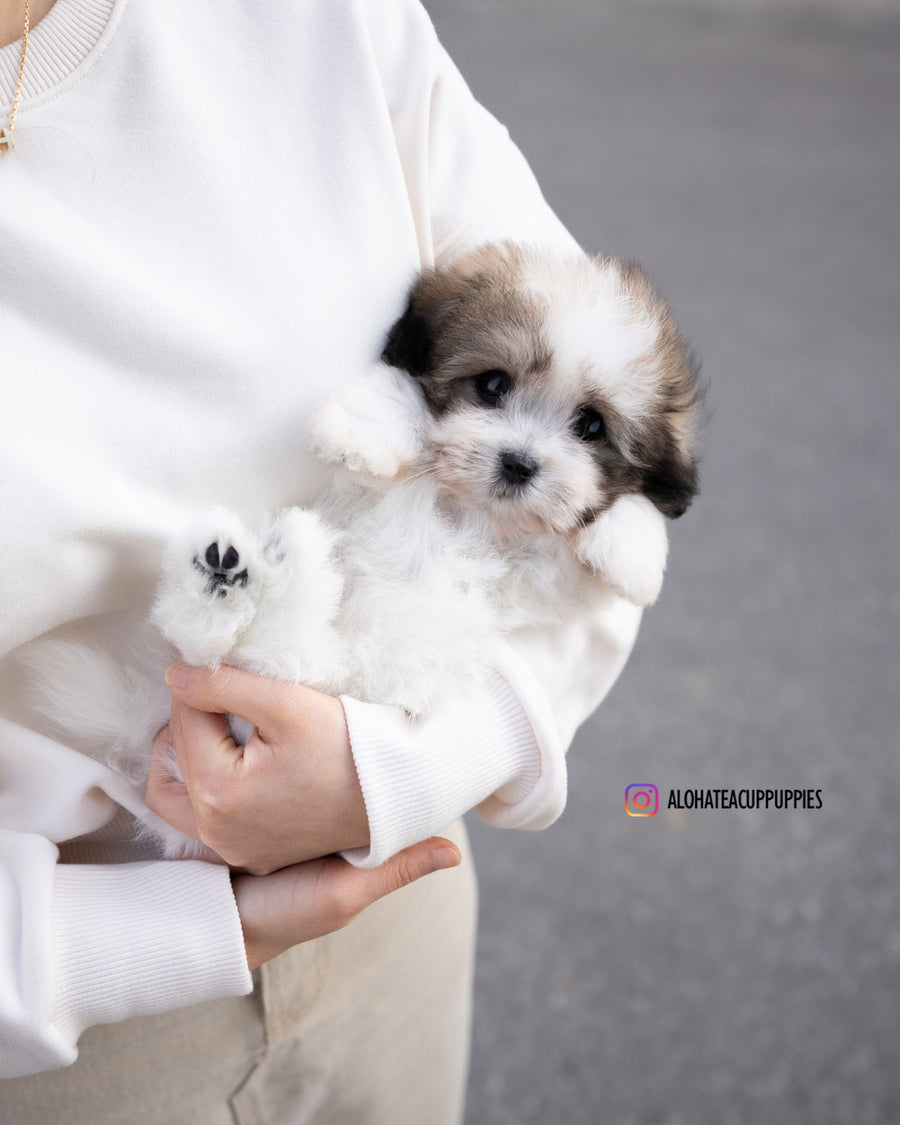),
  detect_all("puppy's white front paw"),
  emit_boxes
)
[152,509,265,666]
[309,363,428,478]
[573,494,669,607]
